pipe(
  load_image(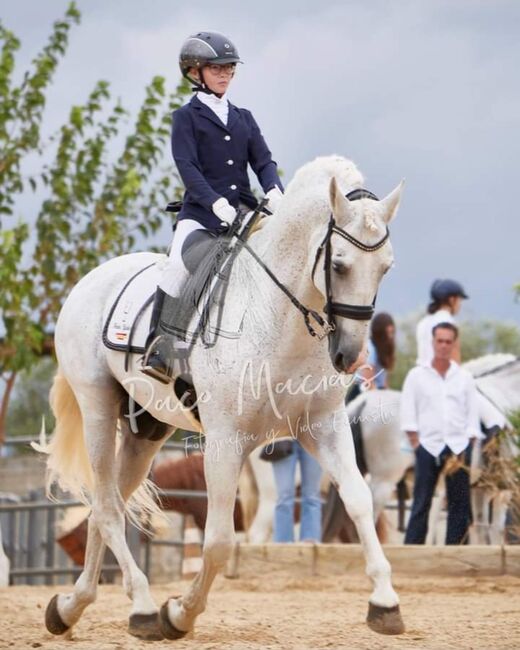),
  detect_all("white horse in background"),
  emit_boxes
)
[464,355,520,543]
[245,354,520,545]
[244,390,409,544]
[0,523,9,587]
[39,155,406,641]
